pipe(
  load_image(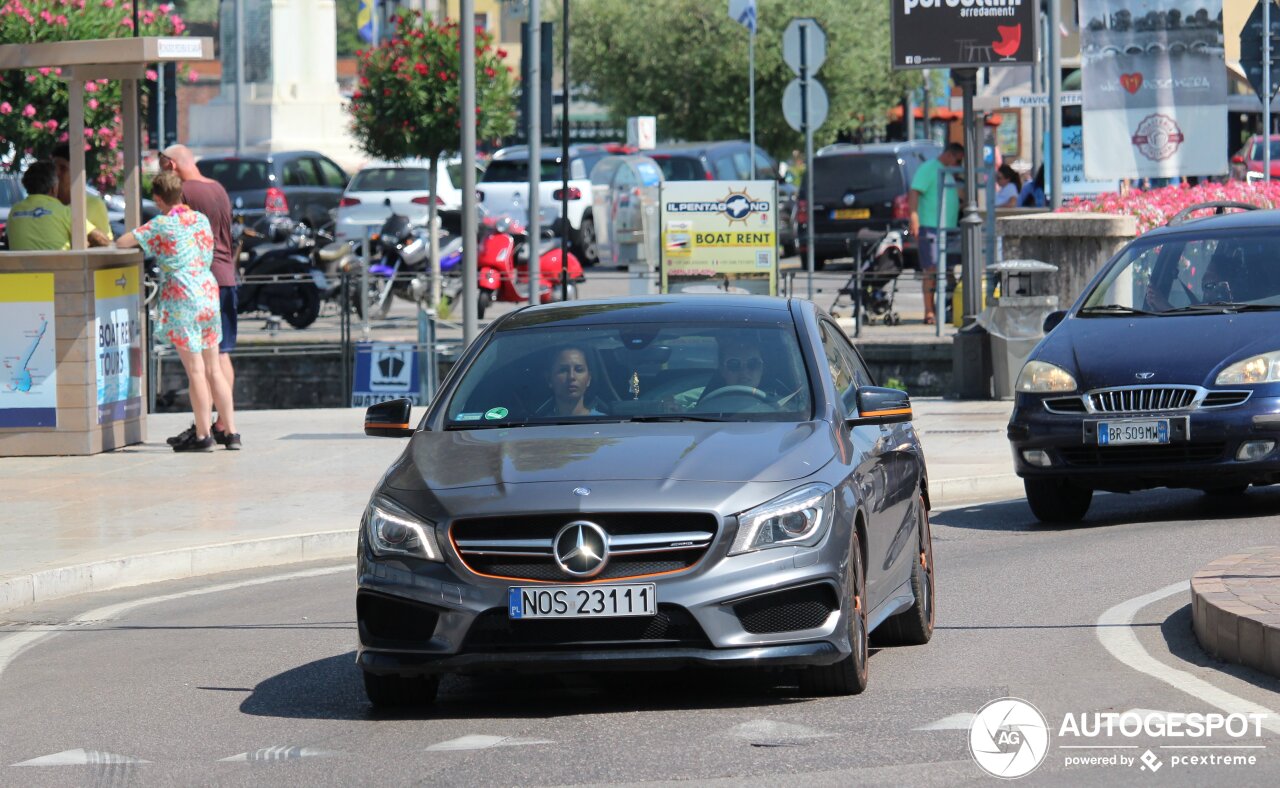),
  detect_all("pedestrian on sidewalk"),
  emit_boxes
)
[158,144,241,450]
[908,142,963,325]
[117,173,237,452]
